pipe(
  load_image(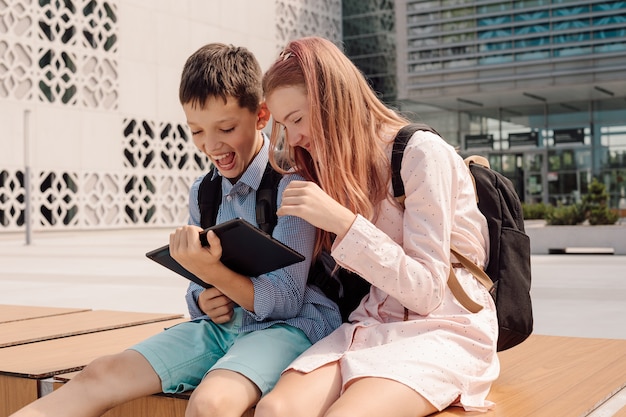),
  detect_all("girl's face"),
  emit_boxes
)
[265,85,314,158]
